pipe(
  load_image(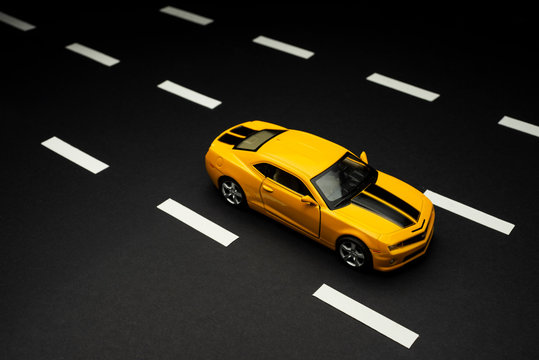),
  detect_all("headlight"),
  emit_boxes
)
[388,242,403,251]
[388,230,428,251]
